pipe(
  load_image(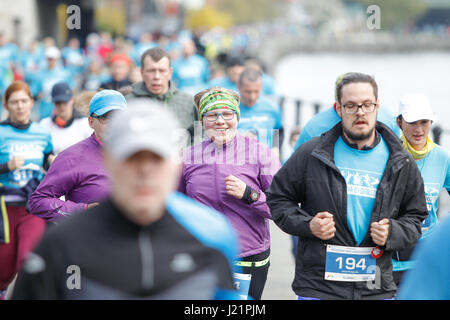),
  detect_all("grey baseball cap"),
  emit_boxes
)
[105,100,186,161]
